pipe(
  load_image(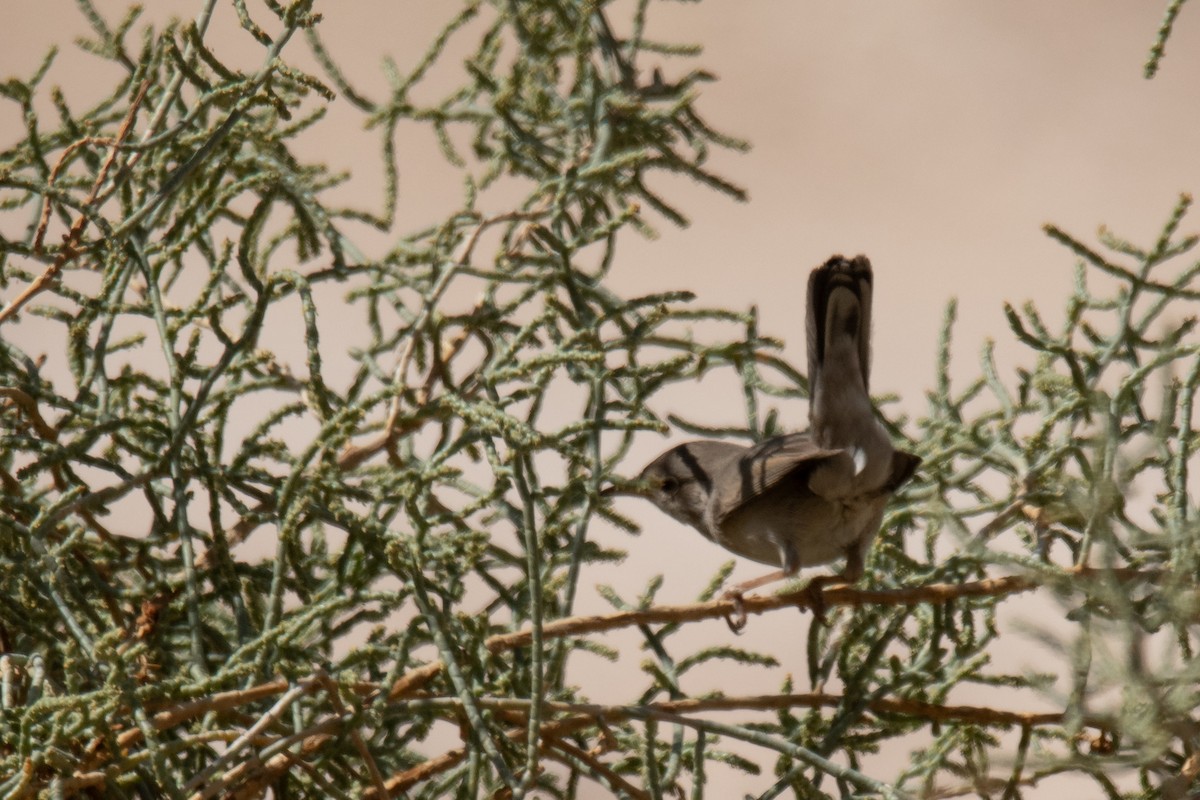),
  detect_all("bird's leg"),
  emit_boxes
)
[721,570,789,633]
[803,545,865,625]
[721,541,799,633]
